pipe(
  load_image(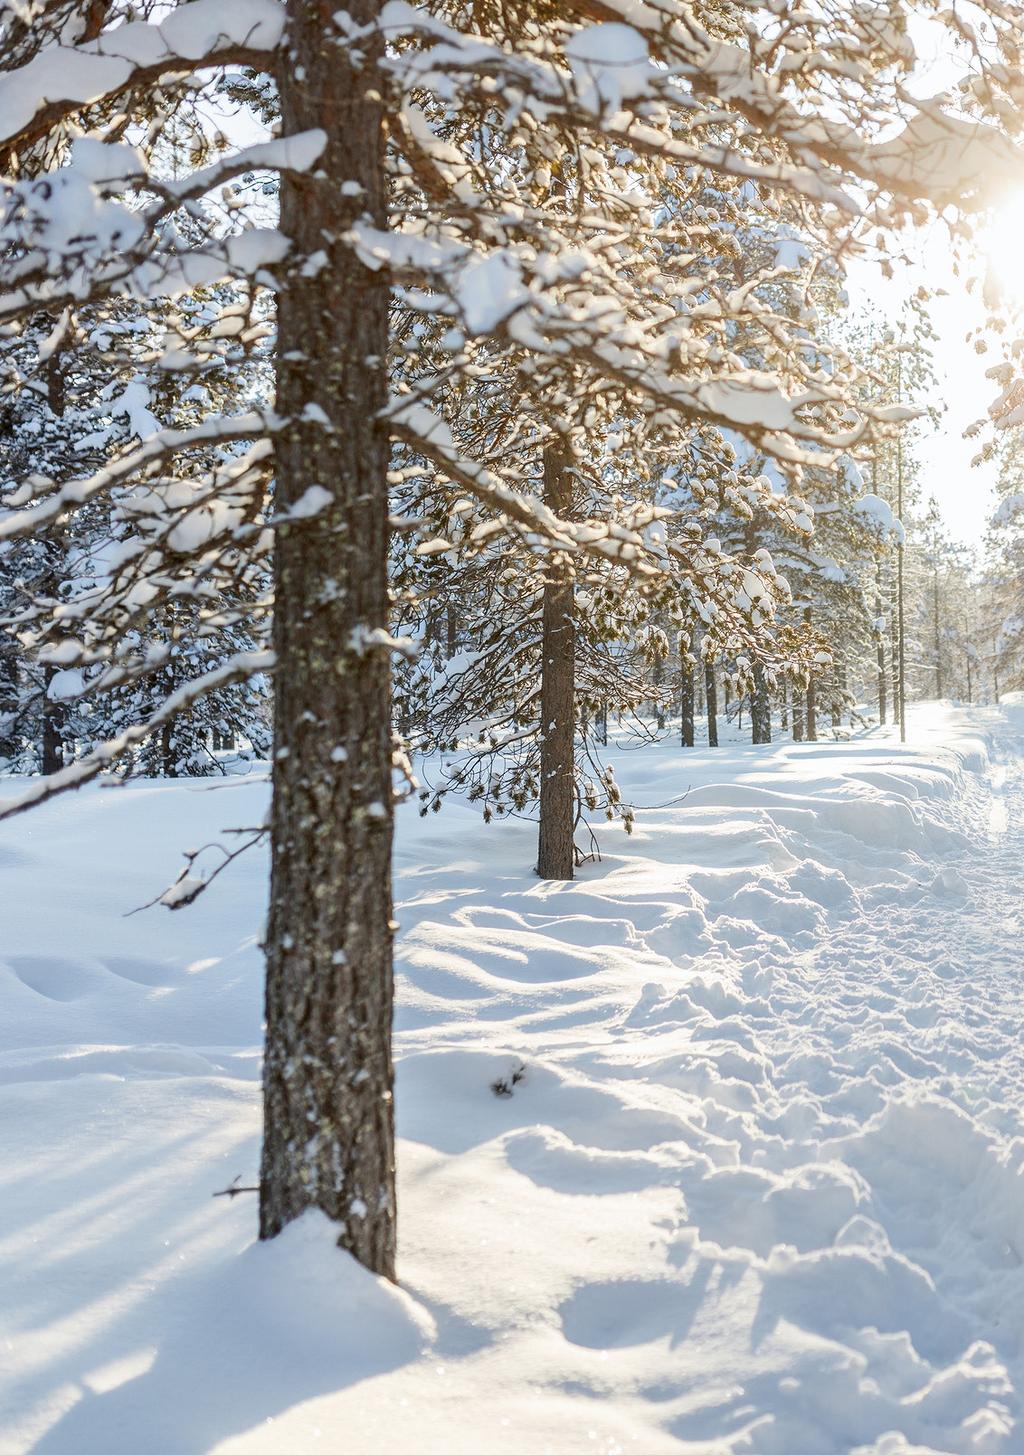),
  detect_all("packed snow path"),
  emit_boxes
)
[4,701,1024,1454]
